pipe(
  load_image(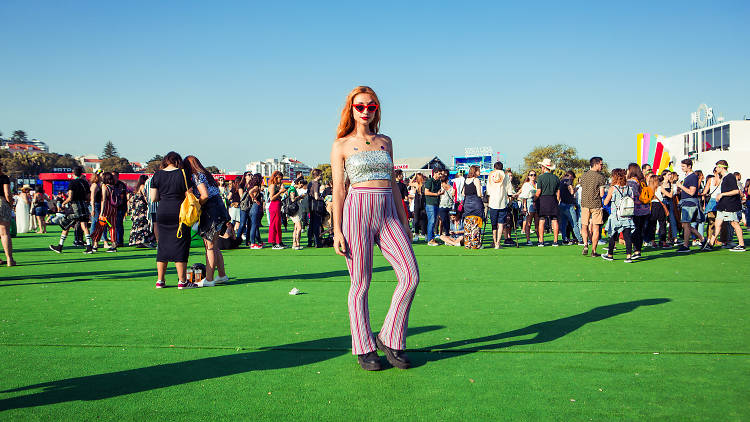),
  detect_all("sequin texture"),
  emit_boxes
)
[345,150,393,184]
